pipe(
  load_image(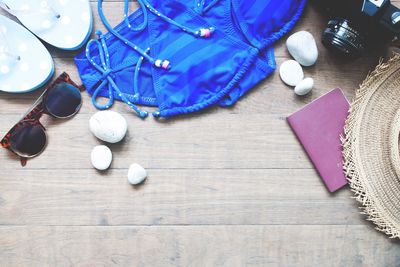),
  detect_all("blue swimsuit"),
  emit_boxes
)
[75,0,306,118]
